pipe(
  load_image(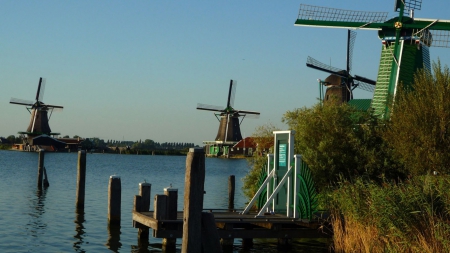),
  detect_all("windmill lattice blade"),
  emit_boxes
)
[354,75,376,86]
[354,80,375,93]
[429,30,450,48]
[45,104,64,109]
[236,110,260,115]
[196,103,224,112]
[228,80,237,108]
[48,107,63,112]
[307,56,345,77]
[297,4,388,24]
[402,0,422,11]
[10,97,34,106]
[348,30,357,73]
[36,77,46,102]
[240,113,260,119]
